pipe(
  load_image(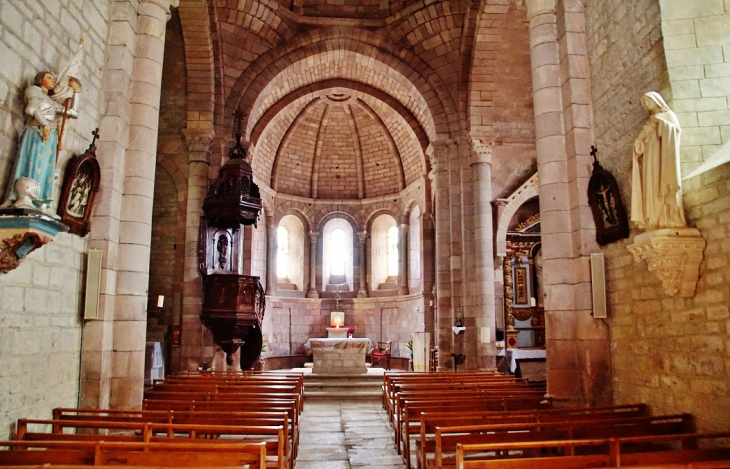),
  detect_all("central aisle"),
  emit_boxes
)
[295,400,406,469]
